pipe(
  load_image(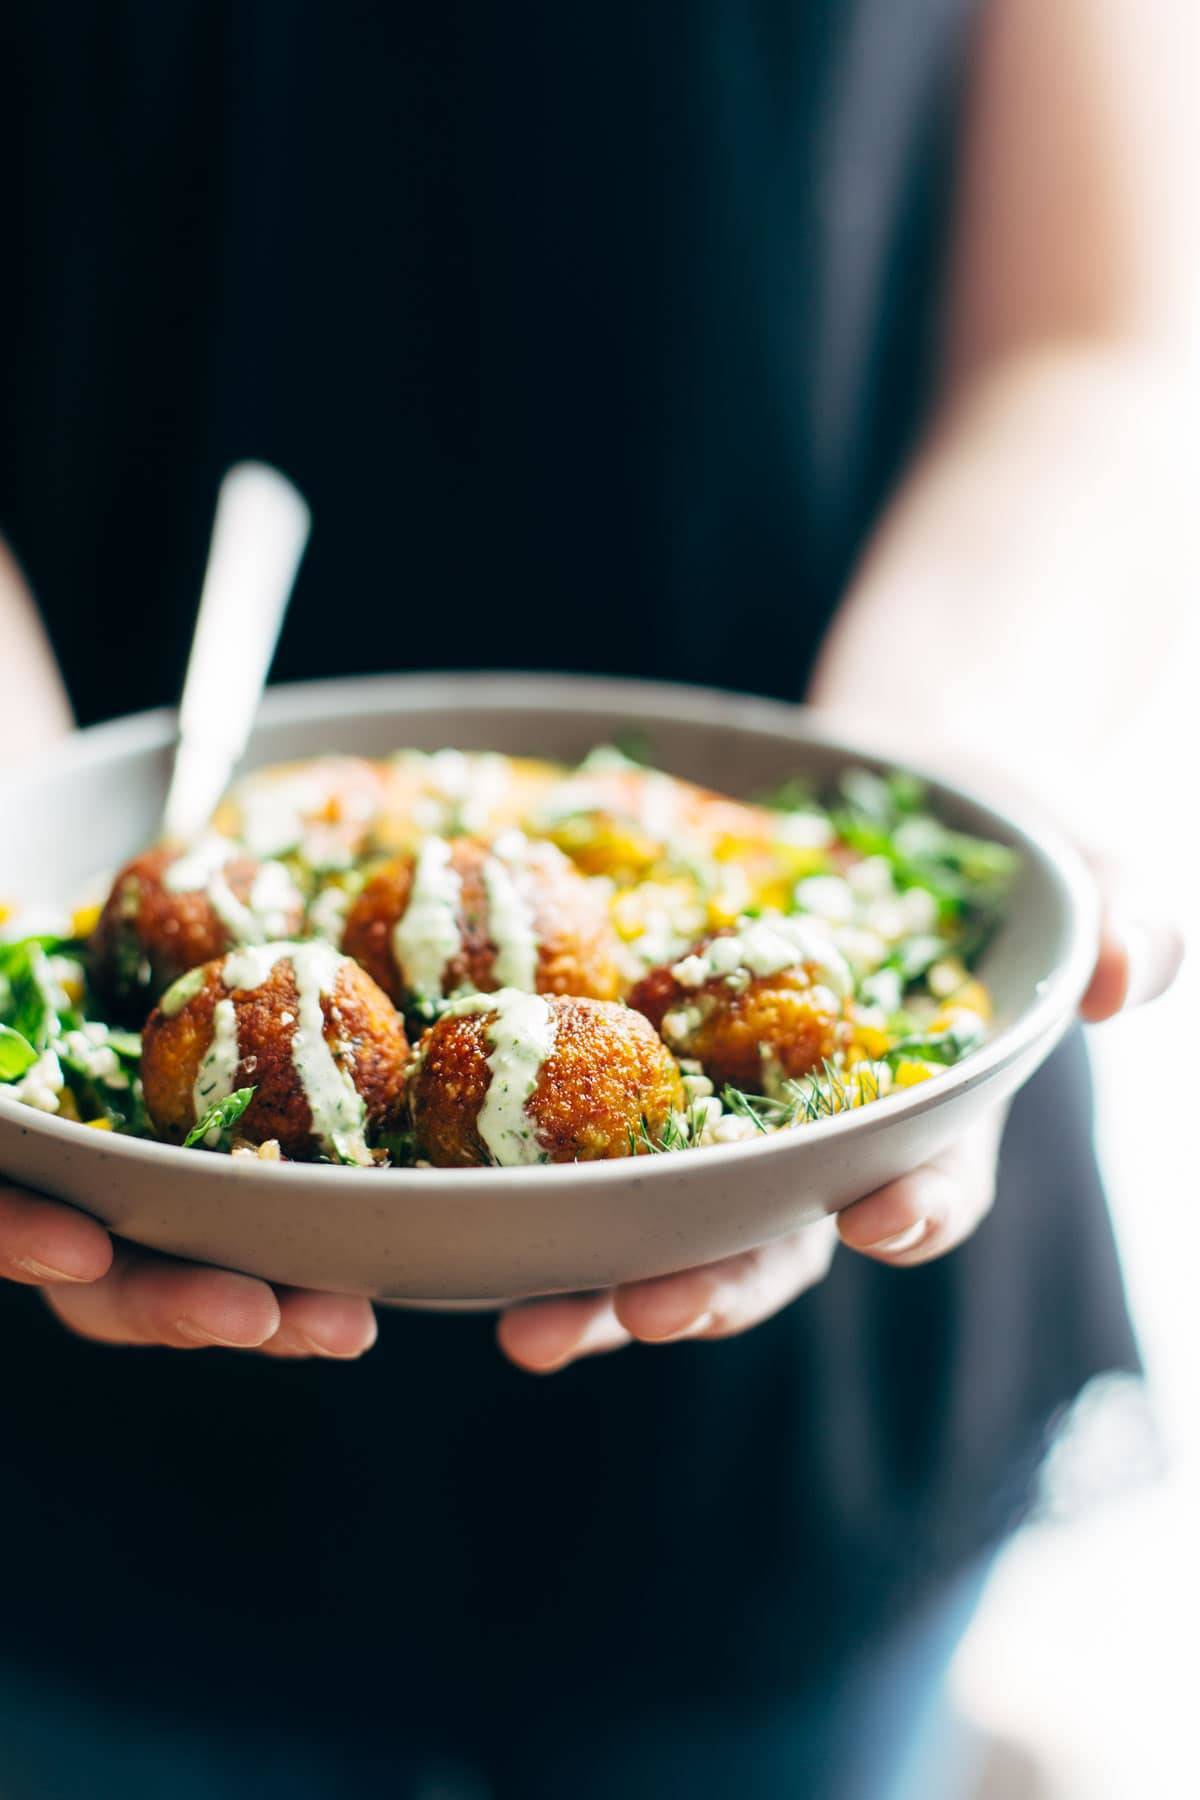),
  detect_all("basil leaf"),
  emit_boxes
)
[184,1087,257,1151]
[0,1023,38,1081]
